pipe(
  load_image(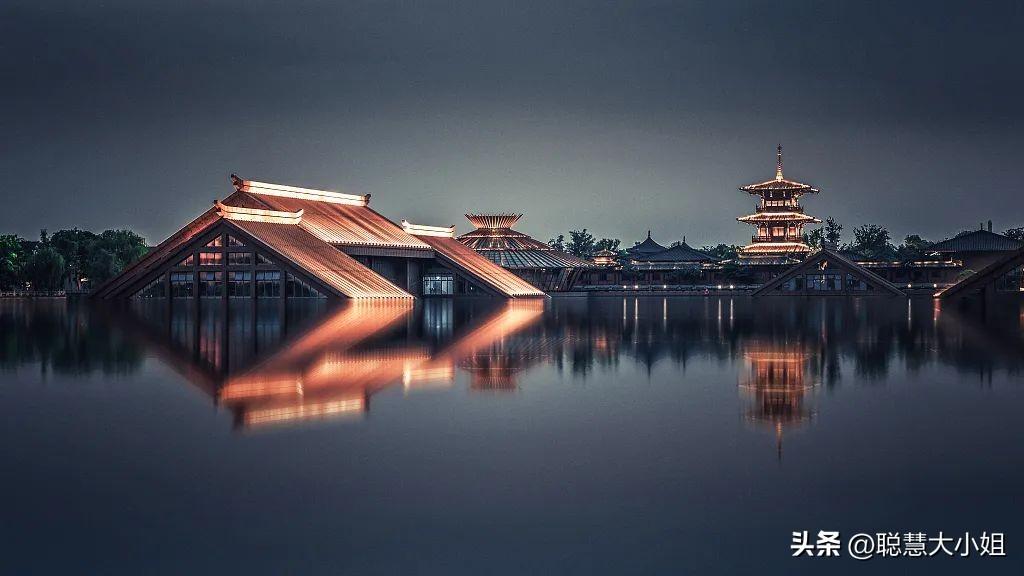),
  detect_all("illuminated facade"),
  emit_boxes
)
[93,176,545,301]
[737,145,821,257]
